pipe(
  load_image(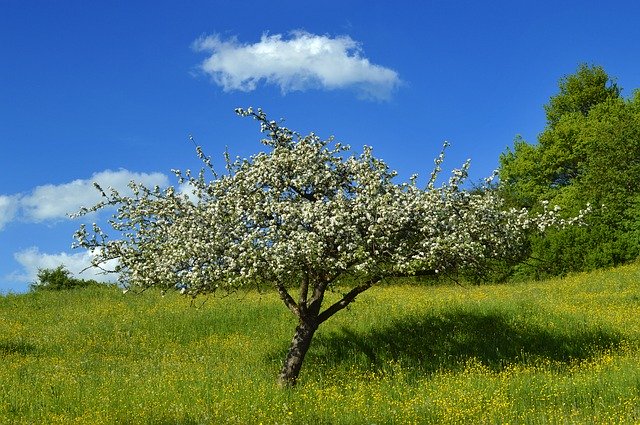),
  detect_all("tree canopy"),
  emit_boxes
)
[544,63,620,128]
